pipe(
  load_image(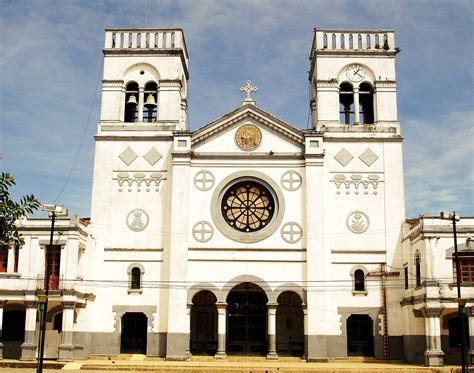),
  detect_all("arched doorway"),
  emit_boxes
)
[226,282,267,355]
[3,309,25,359]
[190,291,217,355]
[276,291,304,356]
[45,311,62,359]
[120,312,147,354]
[347,314,374,356]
